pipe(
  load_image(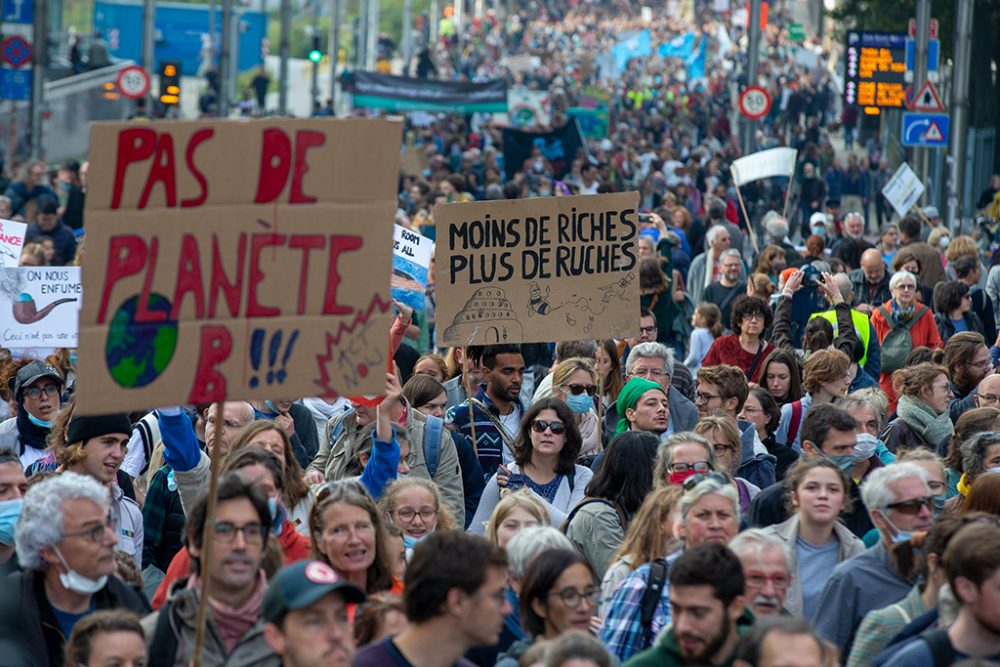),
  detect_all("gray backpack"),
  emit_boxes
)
[878,305,926,374]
